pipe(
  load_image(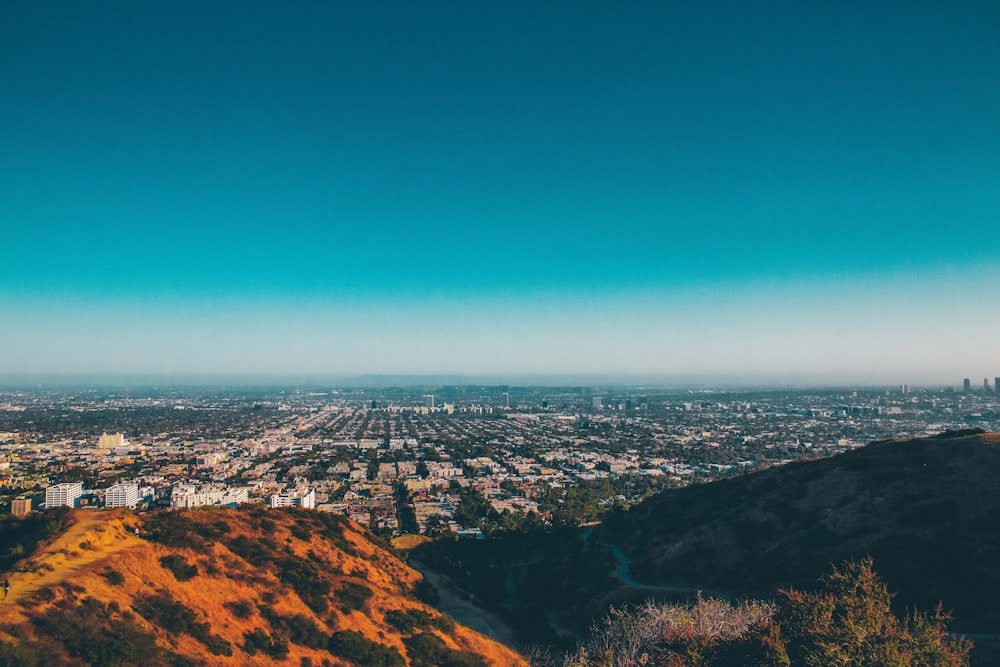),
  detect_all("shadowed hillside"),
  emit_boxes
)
[0,506,526,666]
[599,429,1000,634]
[414,430,1000,664]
